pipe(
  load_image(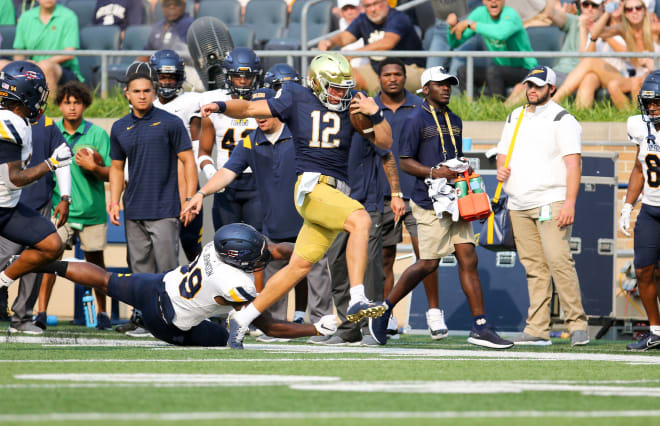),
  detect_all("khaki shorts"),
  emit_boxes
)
[56,222,108,252]
[355,63,425,94]
[411,200,474,260]
[293,175,364,263]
